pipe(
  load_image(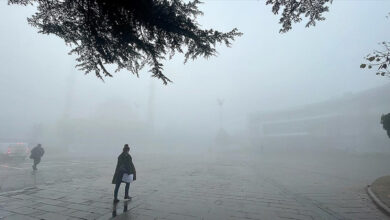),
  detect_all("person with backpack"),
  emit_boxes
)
[112,144,136,203]
[30,144,44,171]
